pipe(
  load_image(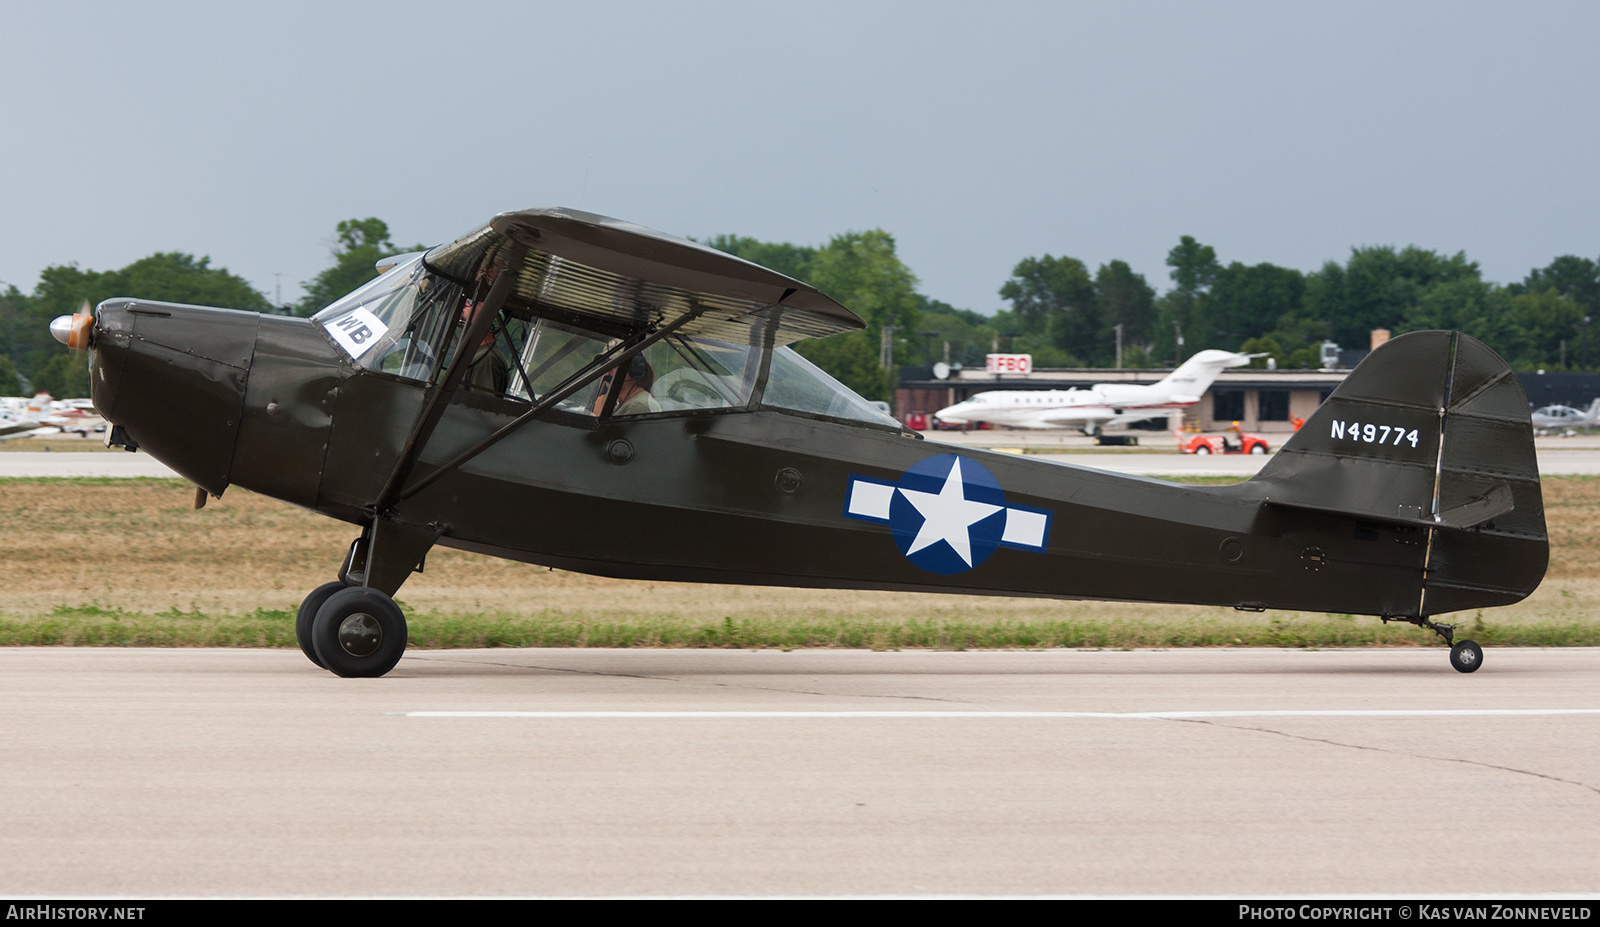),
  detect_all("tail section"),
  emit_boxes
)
[1246,331,1546,615]
[1155,349,1254,401]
